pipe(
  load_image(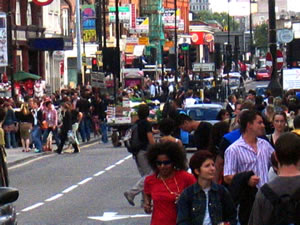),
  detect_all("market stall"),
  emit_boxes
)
[107,98,161,147]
